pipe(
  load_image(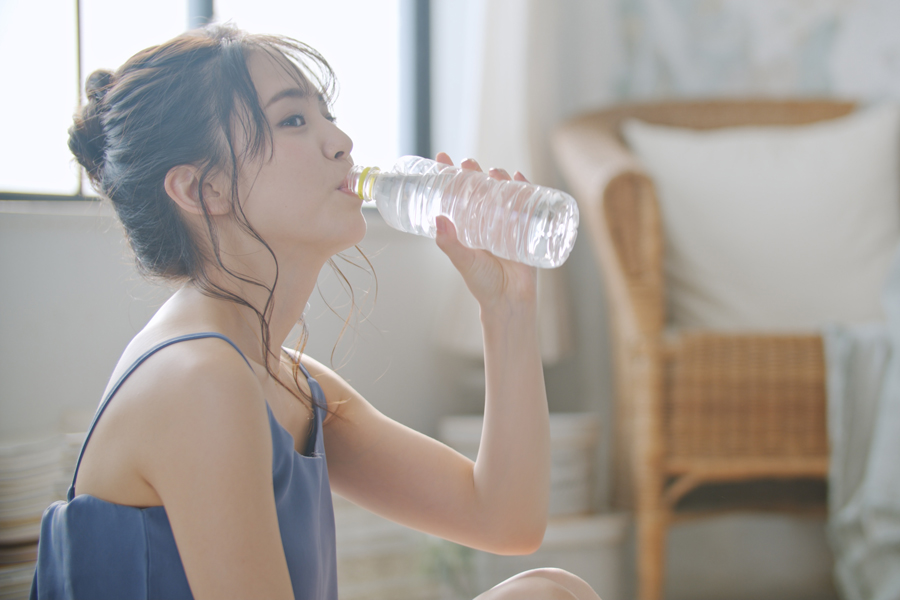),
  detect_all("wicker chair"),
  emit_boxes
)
[551,100,855,600]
